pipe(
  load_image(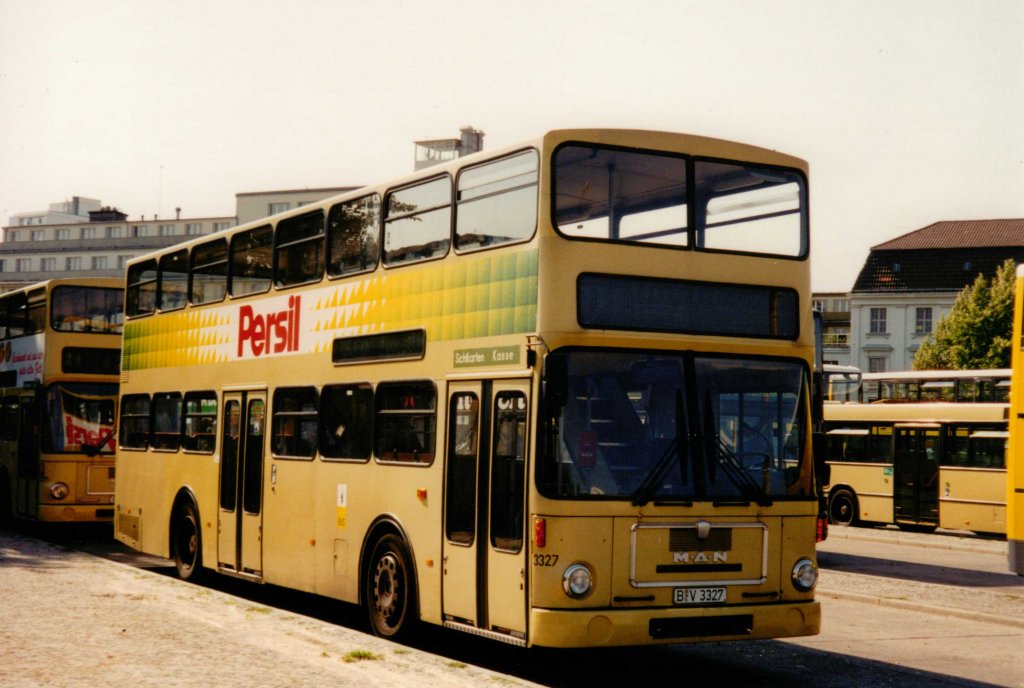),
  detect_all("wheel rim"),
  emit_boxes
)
[831,495,853,525]
[372,551,404,634]
[176,513,198,573]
